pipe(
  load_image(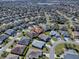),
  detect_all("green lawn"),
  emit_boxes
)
[55,58,63,59]
[52,37,57,41]
[44,31,50,35]
[47,41,52,46]
[43,47,49,53]
[55,43,65,55]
